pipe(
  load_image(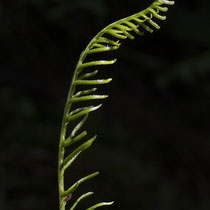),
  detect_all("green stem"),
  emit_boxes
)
[58,71,77,210]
